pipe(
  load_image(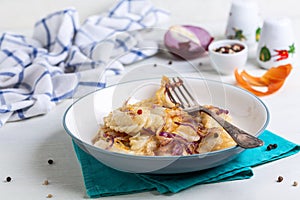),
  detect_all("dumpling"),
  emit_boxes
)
[104,106,165,136]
